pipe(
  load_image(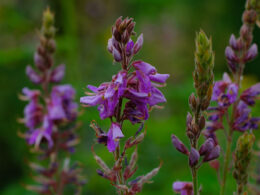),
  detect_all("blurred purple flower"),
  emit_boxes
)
[50,64,65,83]
[171,134,189,155]
[26,66,42,84]
[232,101,260,131]
[173,181,193,195]
[27,115,53,148]
[240,83,260,106]
[49,84,78,121]
[23,88,43,129]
